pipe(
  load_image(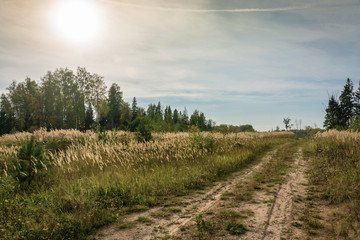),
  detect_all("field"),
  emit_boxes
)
[1,129,359,239]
